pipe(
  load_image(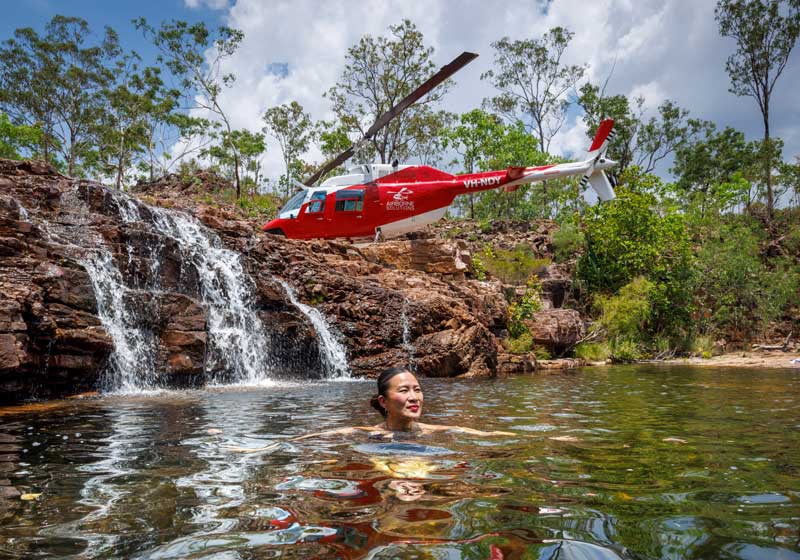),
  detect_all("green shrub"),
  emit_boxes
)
[471,254,487,281]
[533,345,552,360]
[587,276,655,361]
[574,342,611,361]
[505,332,533,354]
[442,226,463,239]
[609,337,643,362]
[552,222,585,262]
[236,193,279,218]
[577,185,695,337]
[689,335,714,358]
[594,276,655,340]
[694,218,800,341]
[508,277,543,338]
[480,244,551,285]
